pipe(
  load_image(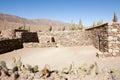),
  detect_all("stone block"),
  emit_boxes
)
[108,36,114,41]
[108,49,113,53]
[115,49,119,53]
[111,28,117,32]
